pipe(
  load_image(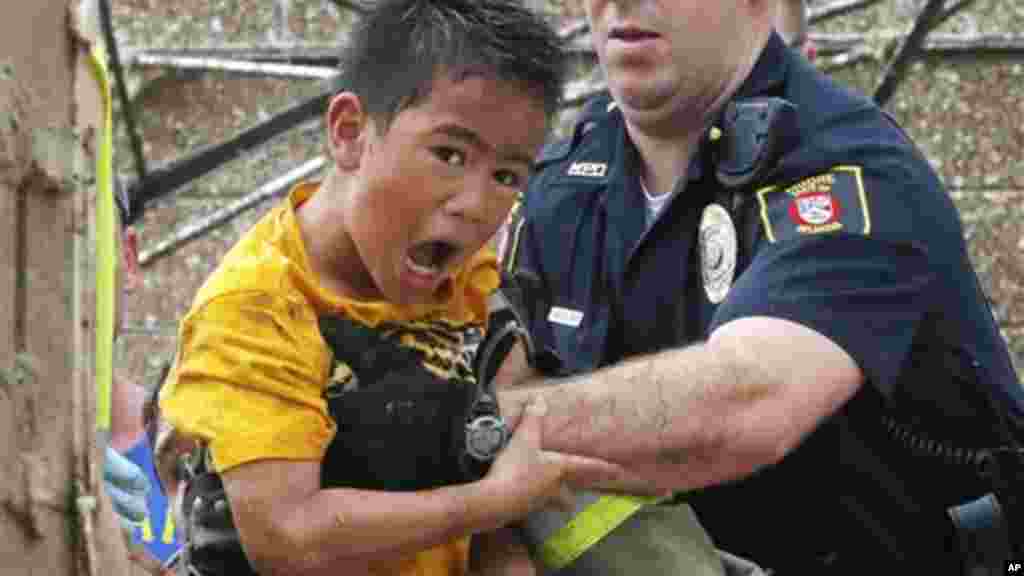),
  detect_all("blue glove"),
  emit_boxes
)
[103,445,151,531]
